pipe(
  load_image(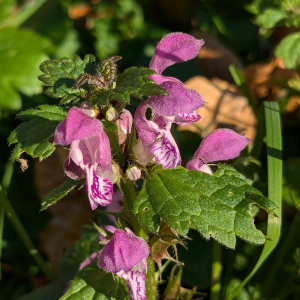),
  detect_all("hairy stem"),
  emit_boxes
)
[0,185,54,281]
[146,256,158,300]
[120,179,148,240]
[211,241,223,300]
